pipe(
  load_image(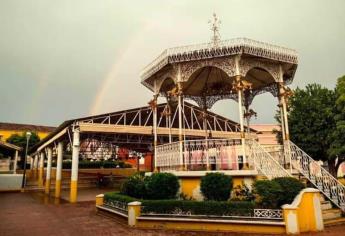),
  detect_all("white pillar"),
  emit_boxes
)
[13,150,18,174]
[237,78,246,167]
[178,90,184,169]
[45,147,52,194]
[30,155,34,170]
[279,100,286,141]
[153,95,158,171]
[168,106,172,143]
[55,142,63,198]
[282,96,290,140]
[38,152,44,187]
[70,127,80,203]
